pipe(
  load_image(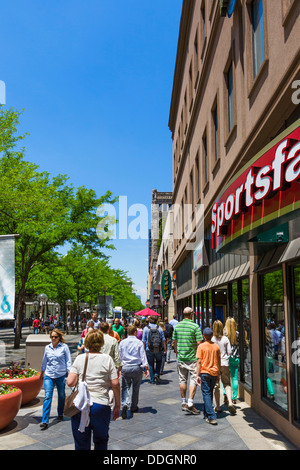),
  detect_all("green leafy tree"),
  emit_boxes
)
[0,108,117,348]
